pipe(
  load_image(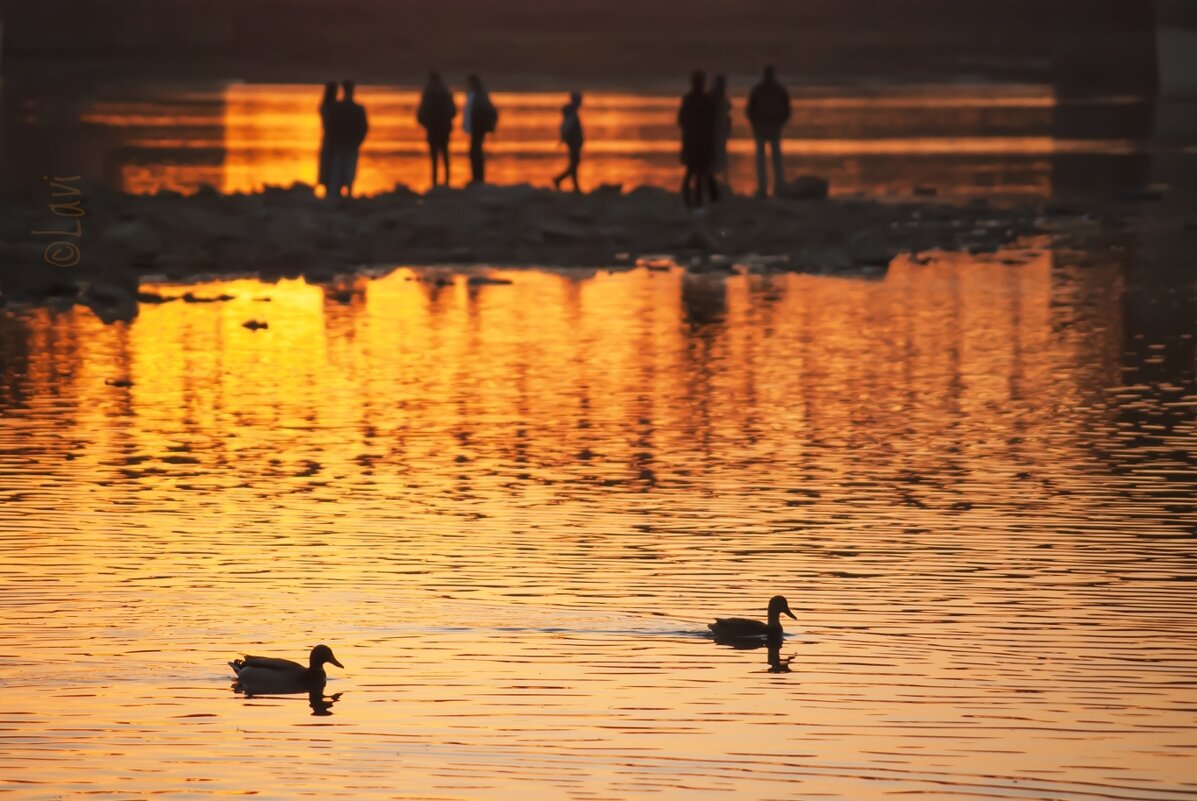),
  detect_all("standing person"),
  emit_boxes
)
[417,71,457,188]
[463,74,497,185]
[552,91,584,192]
[327,80,369,198]
[316,82,339,197]
[709,74,732,191]
[746,64,791,197]
[678,70,718,209]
